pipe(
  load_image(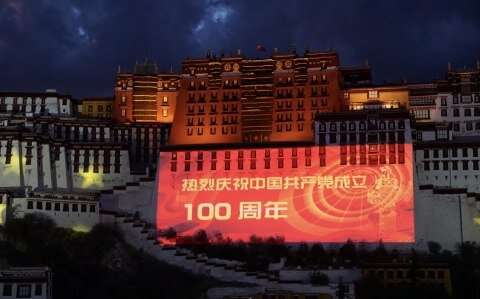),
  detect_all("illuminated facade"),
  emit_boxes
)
[168,51,371,145]
[0,52,479,250]
[79,97,114,119]
[113,61,179,123]
[156,127,414,242]
[346,84,409,110]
